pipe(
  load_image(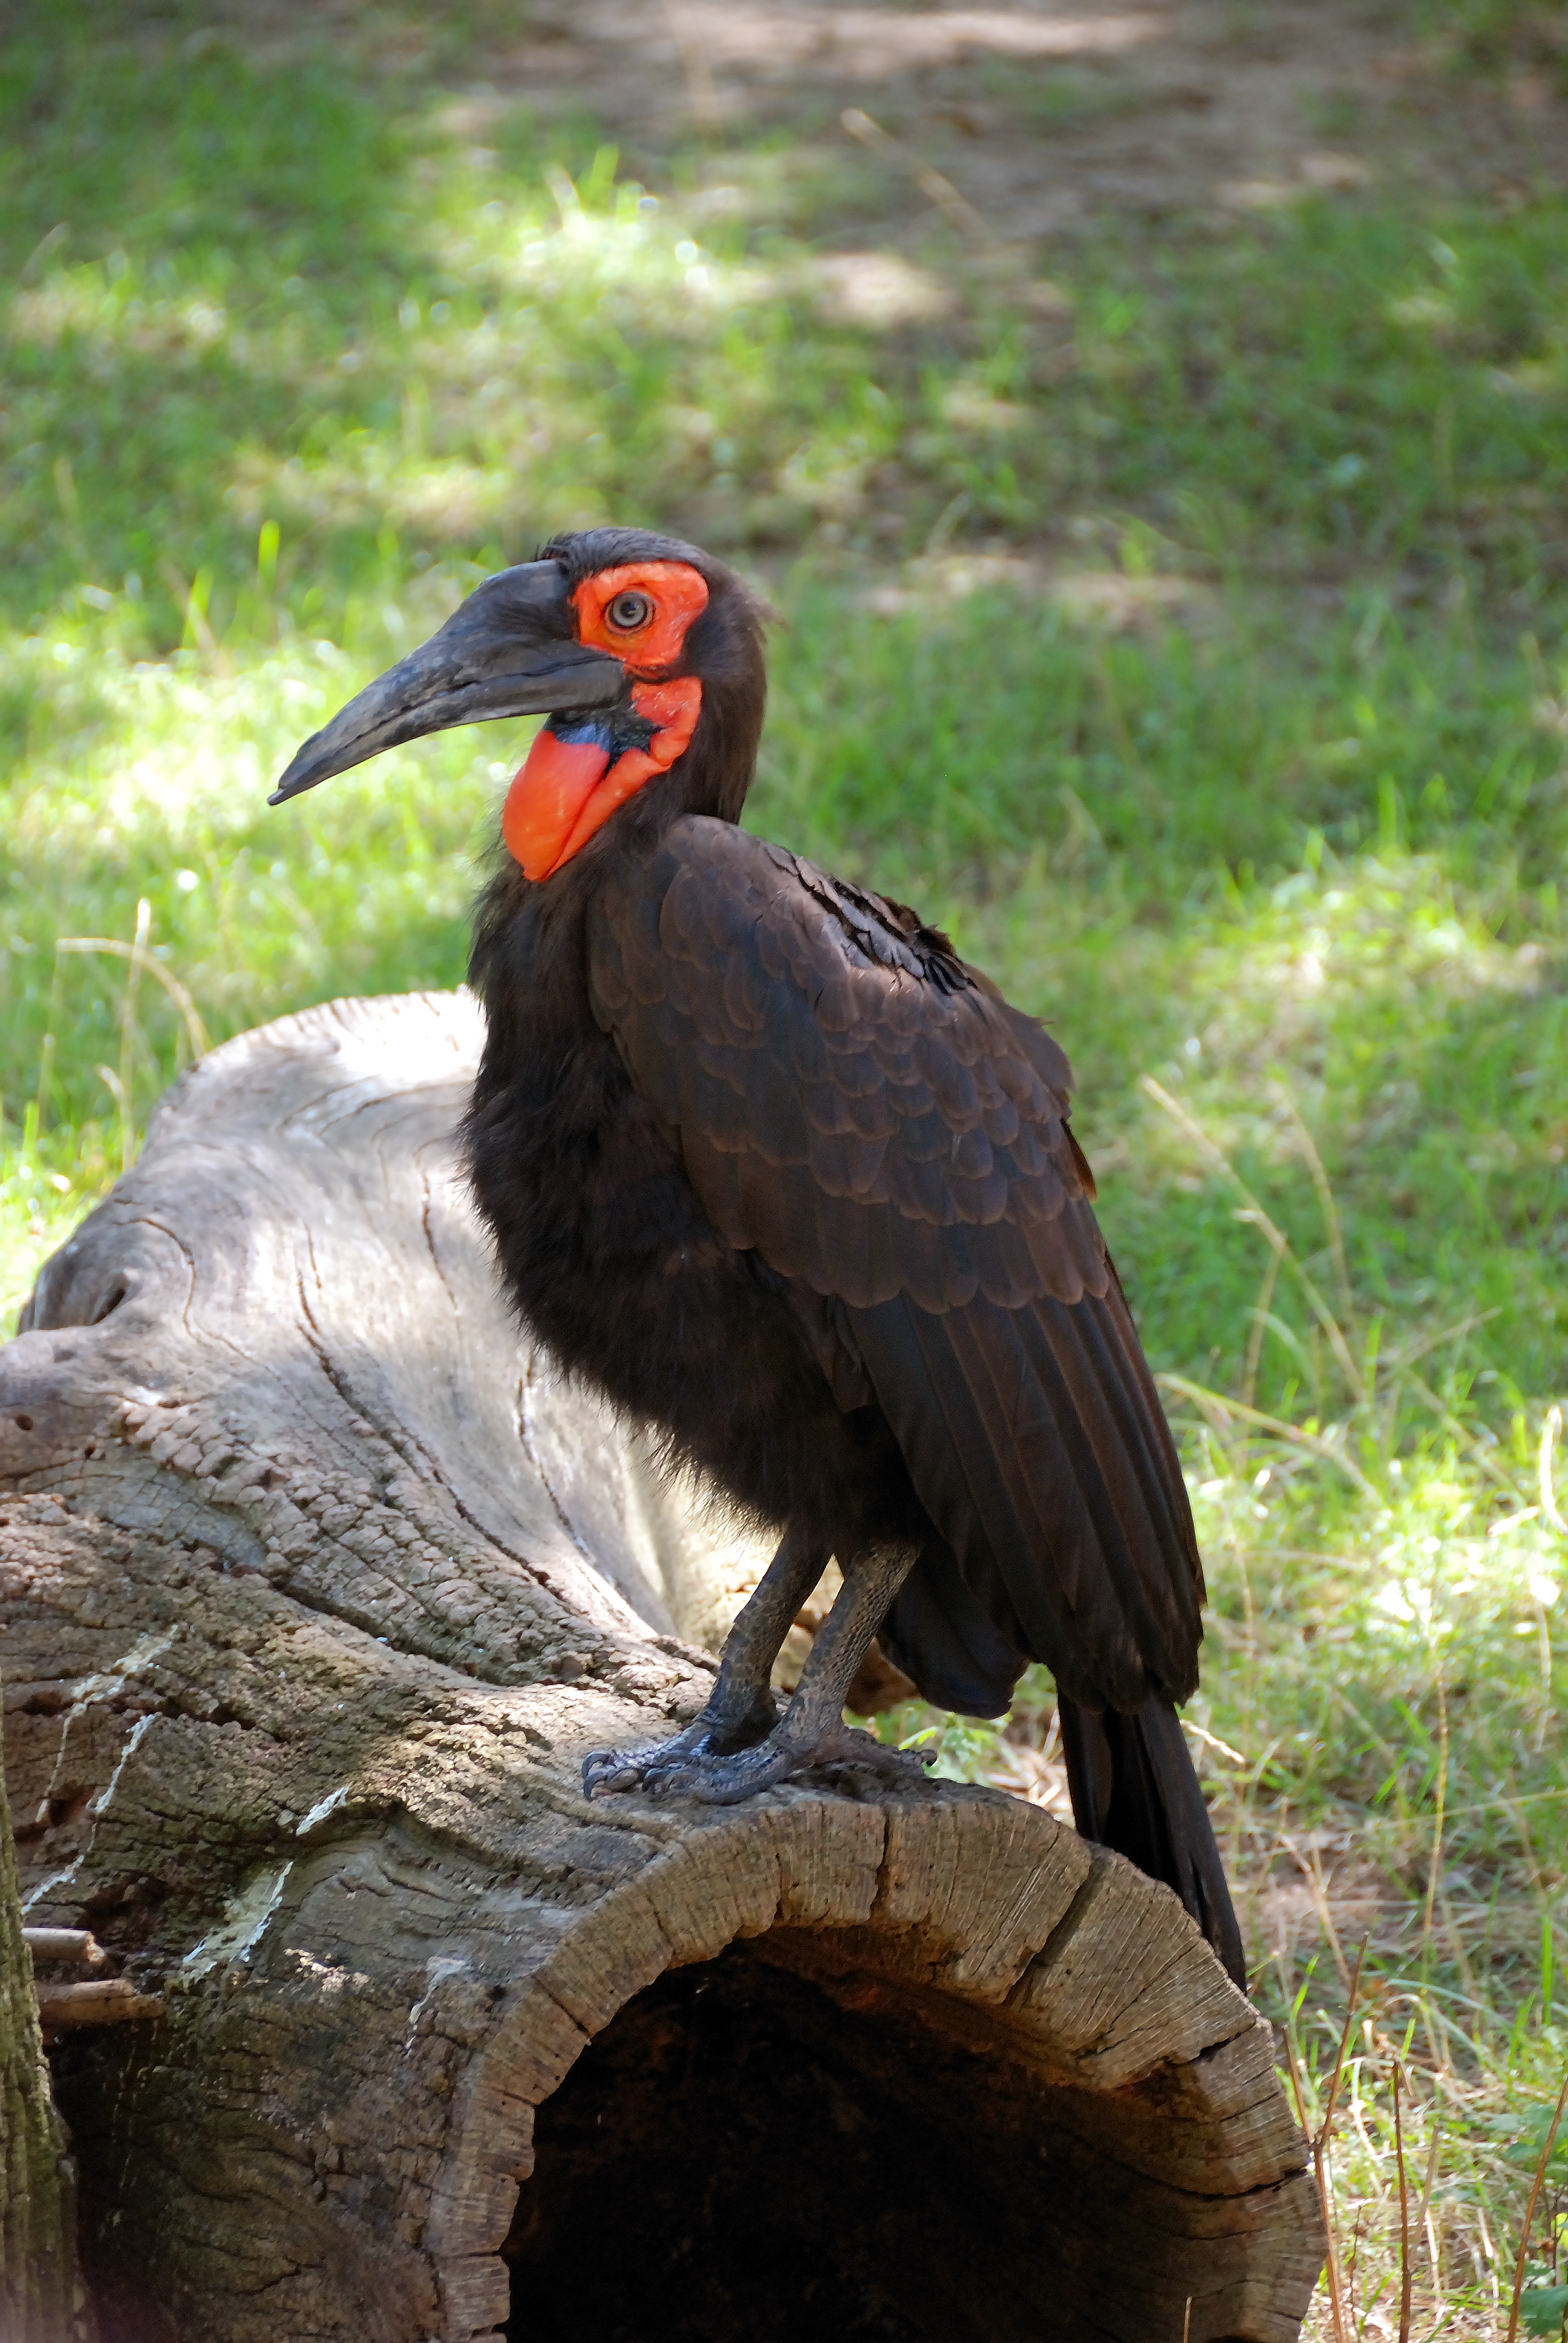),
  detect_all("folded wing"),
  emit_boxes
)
[587,815,1203,1712]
